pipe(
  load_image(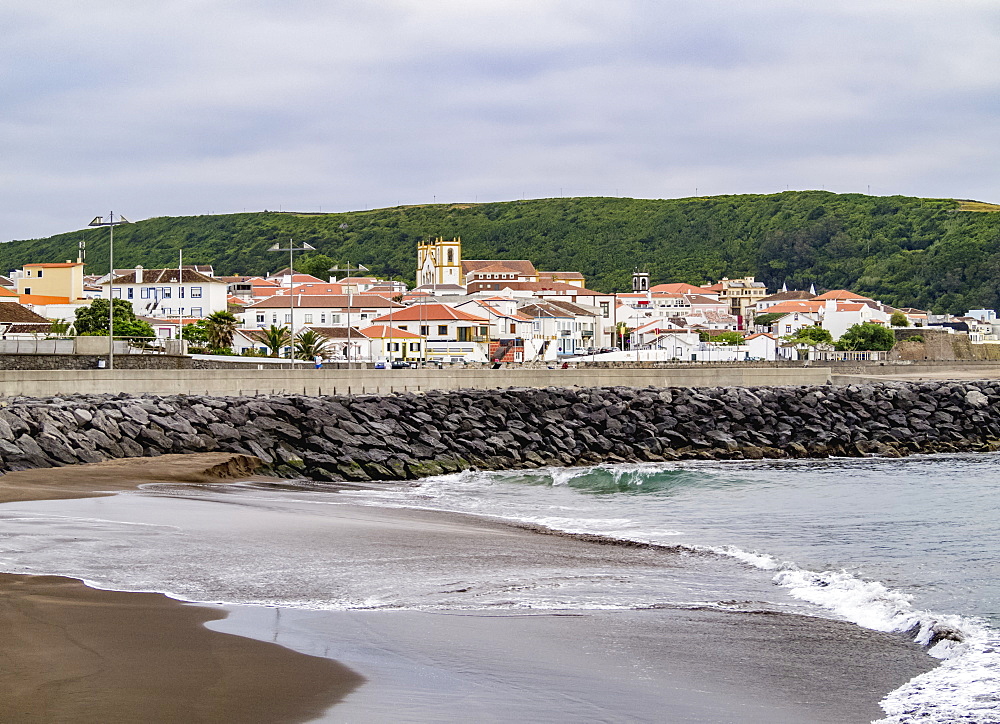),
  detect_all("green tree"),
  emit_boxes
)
[203,311,239,351]
[49,319,73,336]
[181,320,209,344]
[890,311,910,327]
[296,253,335,280]
[835,322,896,351]
[74,299,154,340]
[260,325,291,357]
[294,330,332,360]
[710,331,745,346]
[785,326,833,346]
